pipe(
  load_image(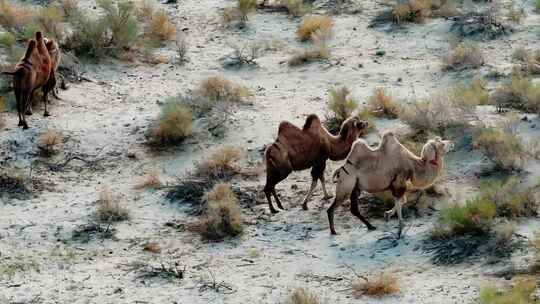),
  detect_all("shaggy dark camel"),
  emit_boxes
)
[329,133,453,237]
[2,32,52,129]
[264,114,369,214]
